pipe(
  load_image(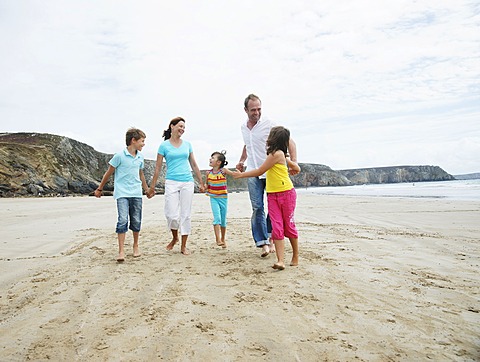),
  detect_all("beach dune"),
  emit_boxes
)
[1,192,479,361]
